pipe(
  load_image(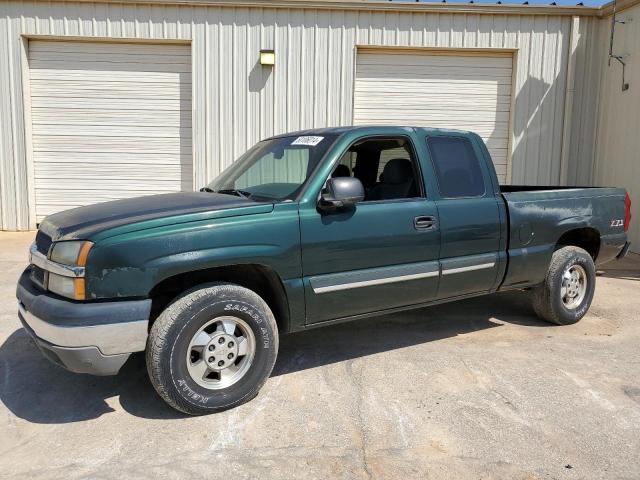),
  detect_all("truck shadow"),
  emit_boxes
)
[272,291,547,377]
[0,291,547,424]
[599,269,640,281]
[596,254,640,281]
